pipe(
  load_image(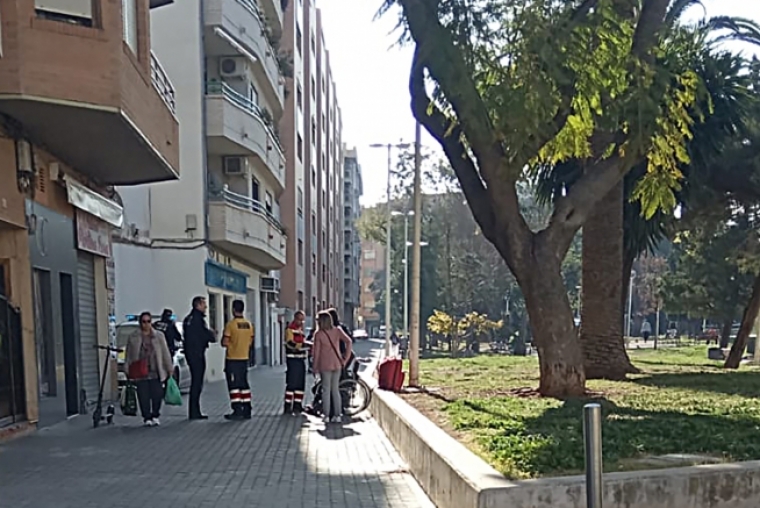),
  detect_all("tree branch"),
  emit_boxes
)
[398,0,503,171]
[541,0,672,252]
[408,49,495,242]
